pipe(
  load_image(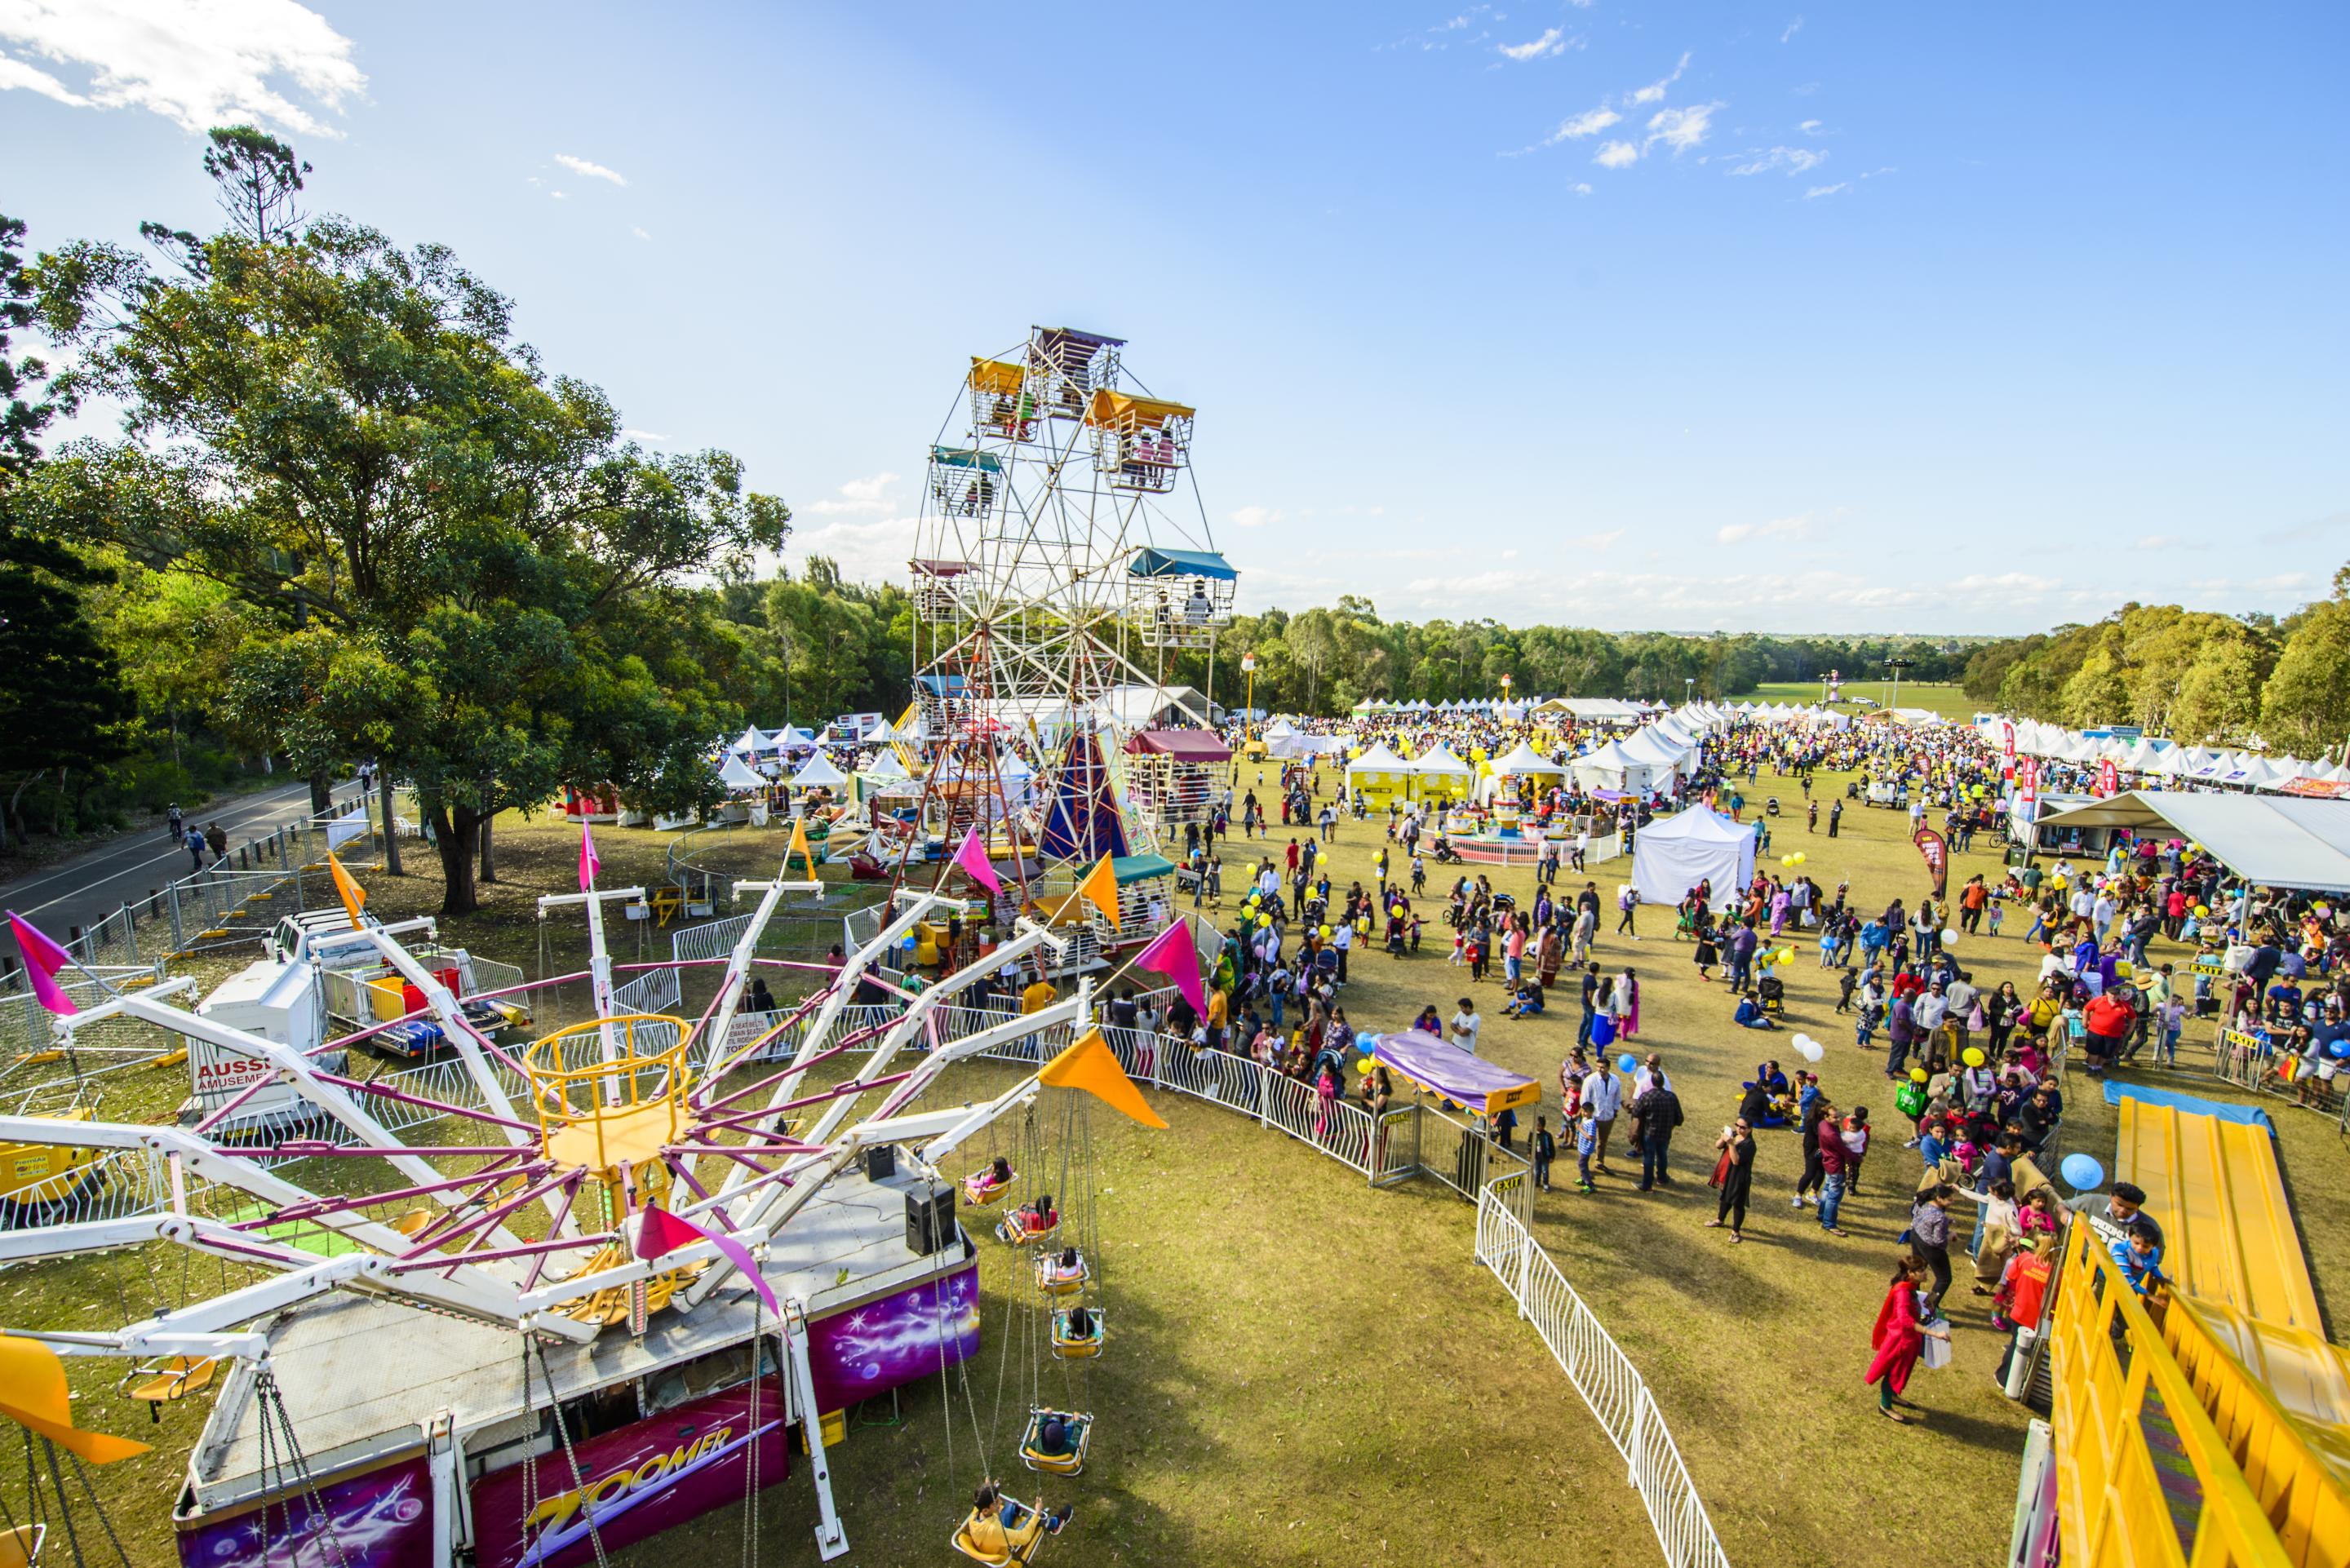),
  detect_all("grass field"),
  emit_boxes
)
[1741,679,1981,723]
[9,777,2348,1568]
